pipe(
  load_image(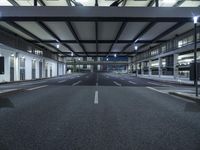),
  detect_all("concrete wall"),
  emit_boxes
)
[0,45,66,83]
